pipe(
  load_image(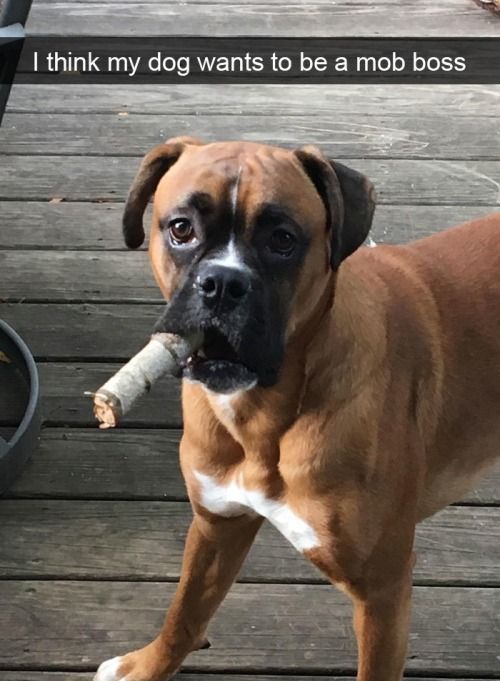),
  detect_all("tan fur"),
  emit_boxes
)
[95,140,500,681]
